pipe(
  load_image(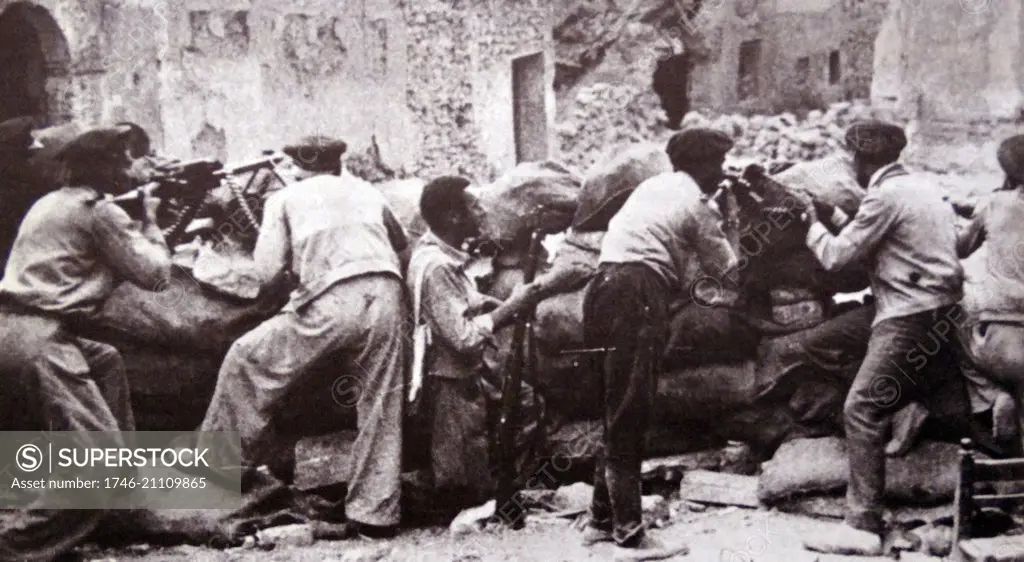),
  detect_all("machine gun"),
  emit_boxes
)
[494,229,545,529]
[113,154,285,246]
